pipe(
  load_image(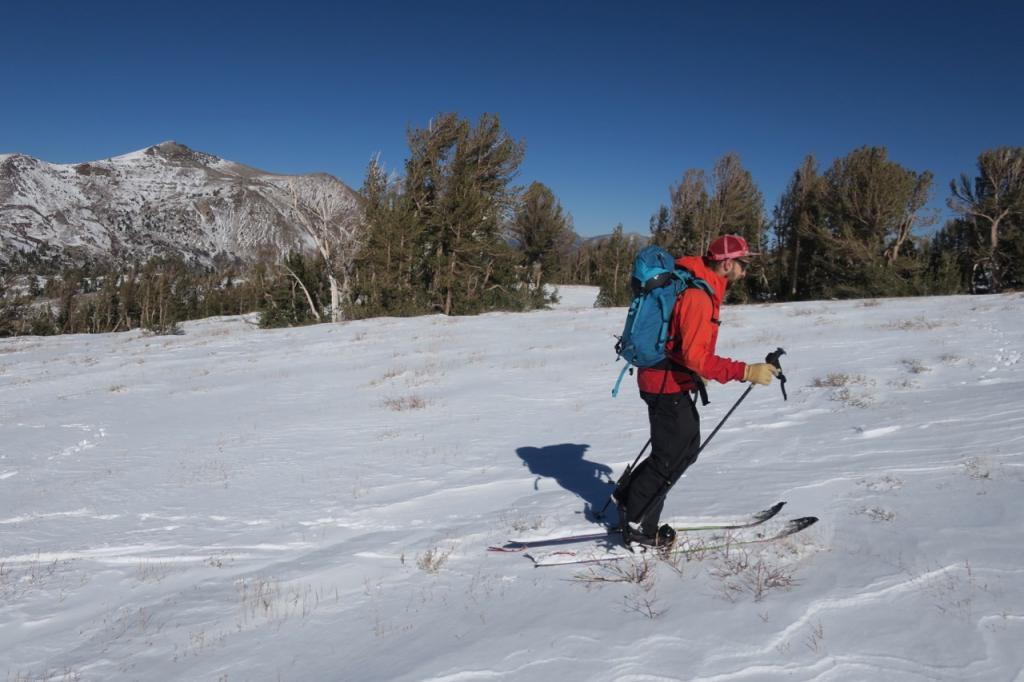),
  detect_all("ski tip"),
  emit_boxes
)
[789,516,819,531]
[754,501,786,521]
